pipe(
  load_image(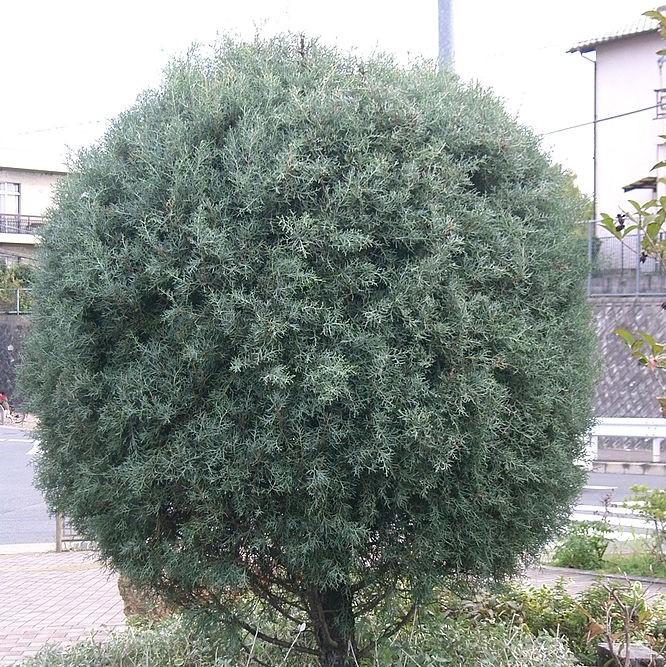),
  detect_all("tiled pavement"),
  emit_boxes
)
[524,565,666,598]
[0,551,124,666]
[2,551,666,666]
